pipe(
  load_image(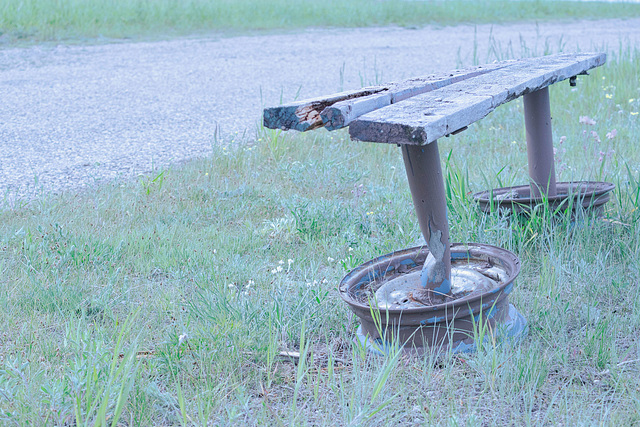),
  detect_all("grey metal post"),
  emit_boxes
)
[401,142,451,295]
[523,87,558,198]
